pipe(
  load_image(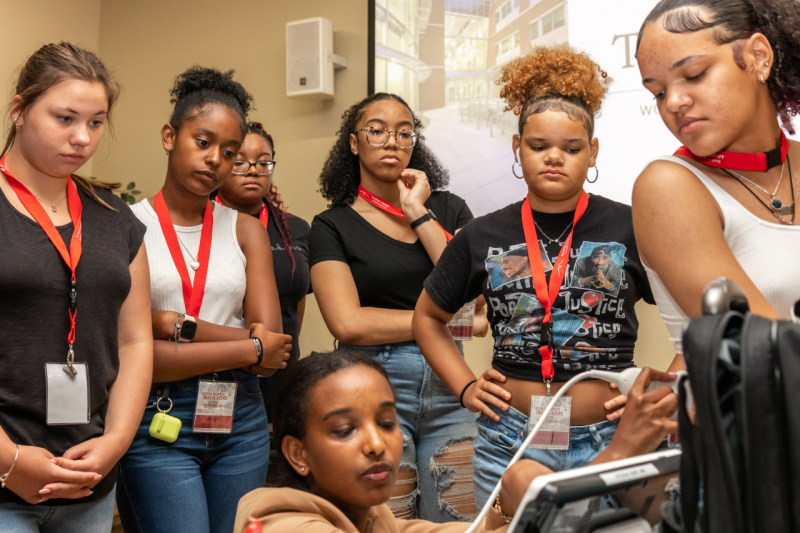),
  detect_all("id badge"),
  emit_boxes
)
[528,395,571,450]
[193,380,237,433]
[45,363,90,425]
[448,300,476,341]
